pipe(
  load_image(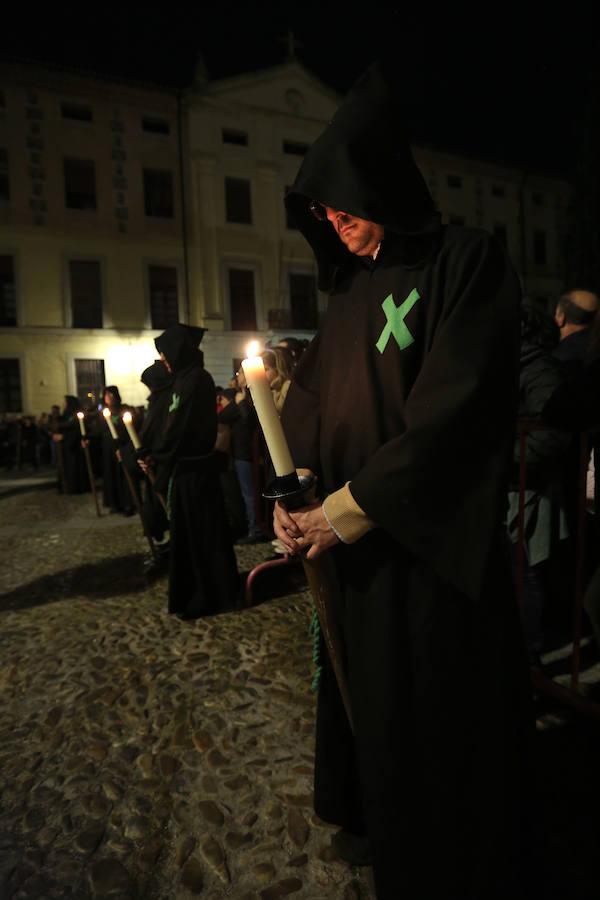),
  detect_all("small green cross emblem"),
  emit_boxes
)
[375,289,421,354]
[169,393,181,413]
